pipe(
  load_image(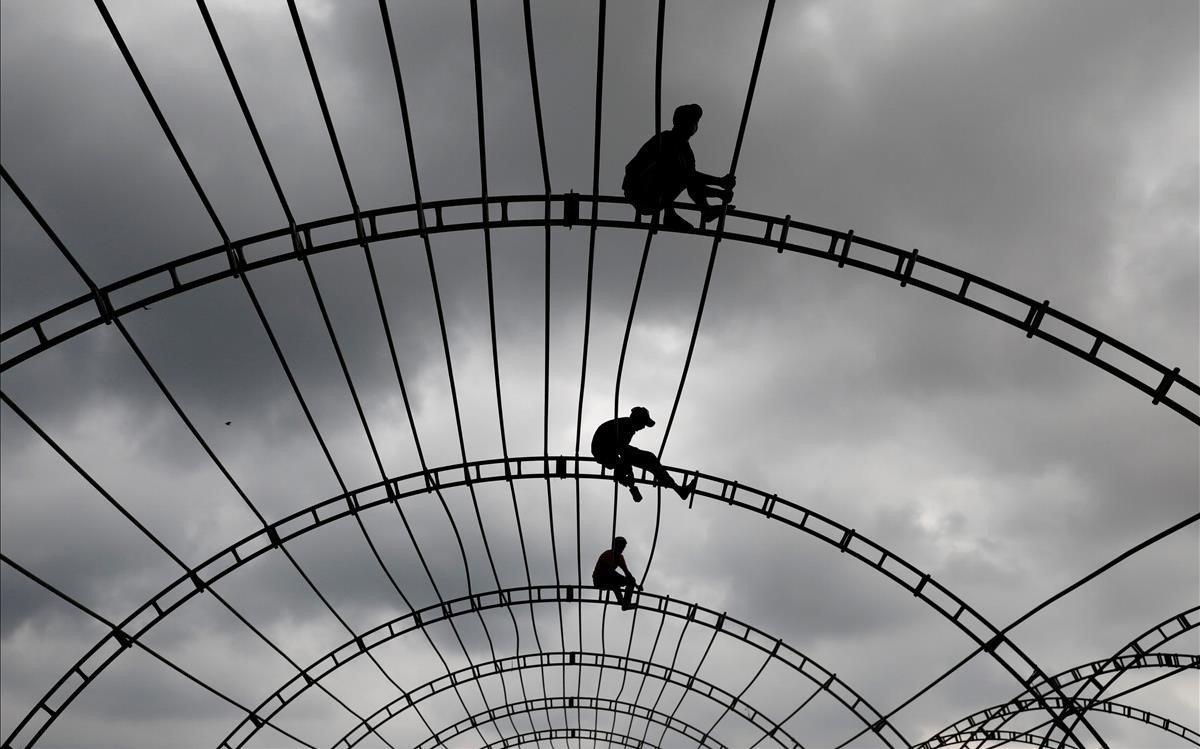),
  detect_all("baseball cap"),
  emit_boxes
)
[630,406,655,427]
